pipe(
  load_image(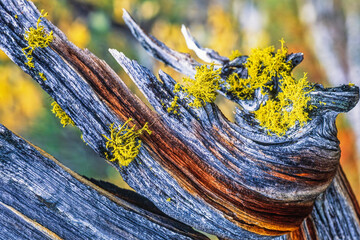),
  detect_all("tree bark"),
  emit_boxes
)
[0,0,360,239]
